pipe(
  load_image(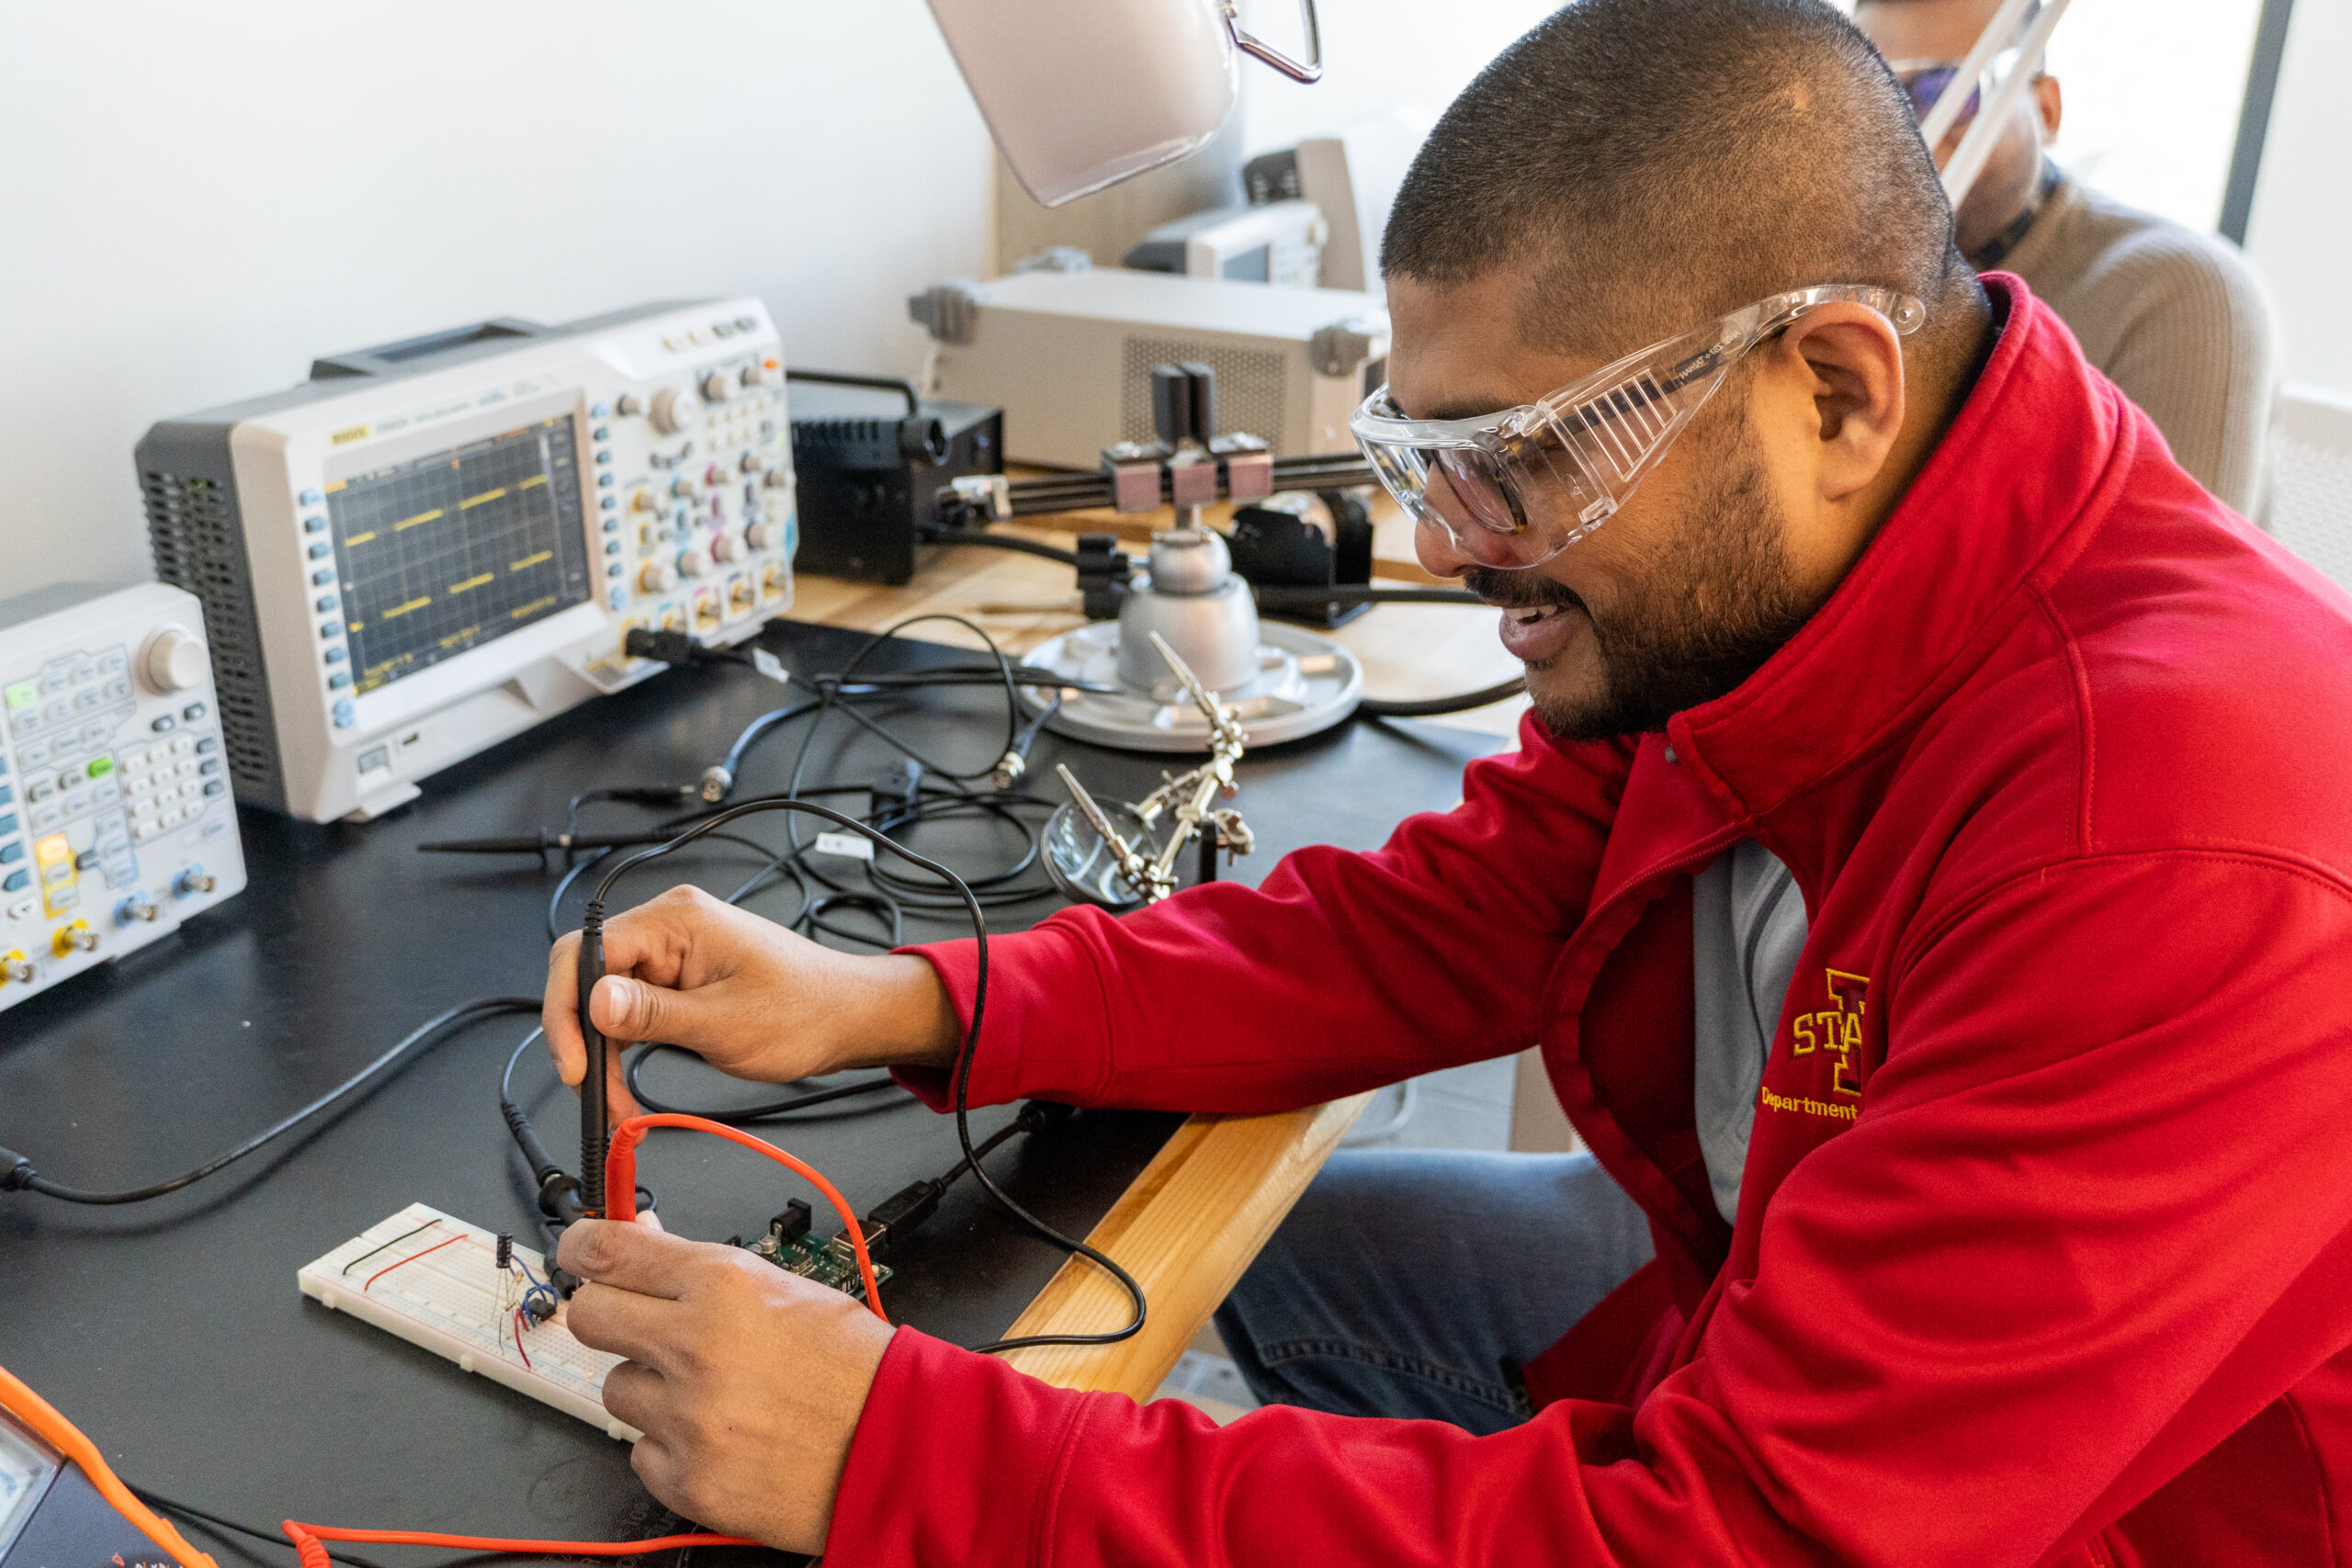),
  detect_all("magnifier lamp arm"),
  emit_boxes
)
[1917,0,2037,148]
[1224,0,1324,85]
[1940,0,2074,209]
